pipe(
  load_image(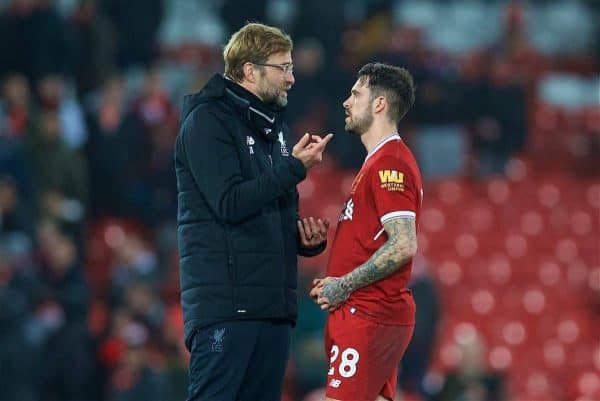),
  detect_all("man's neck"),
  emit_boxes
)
[360,120,398,154]
[235,79,263,102]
